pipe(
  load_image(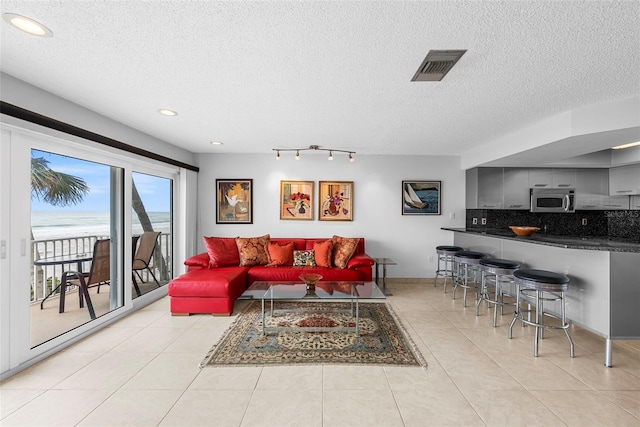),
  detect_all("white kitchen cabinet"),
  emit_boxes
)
[503,168,530,209]
[552,168,576,188]
[528,168,552,188]
[528,168,576,188]
[631,196,640,210]
[477,168,503,209]
[466,168,503,209]
[575,169,629,210]
[609,164,640,196]
[575,169,603,210]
